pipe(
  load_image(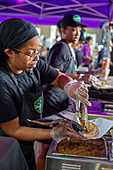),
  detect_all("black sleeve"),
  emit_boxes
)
[0,80,18,124]
[36,59,59,85]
